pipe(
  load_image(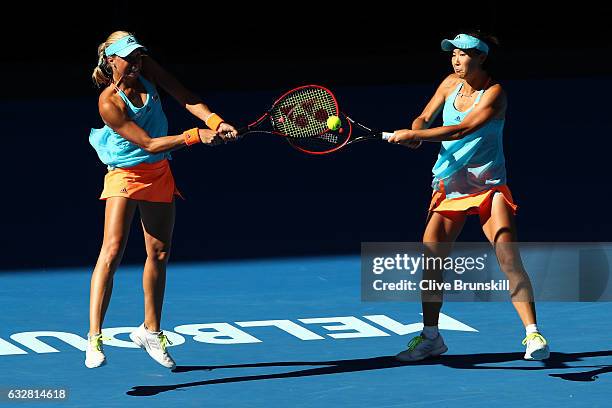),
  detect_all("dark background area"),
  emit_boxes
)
[1,2,611,270]
[3,3,611,95]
